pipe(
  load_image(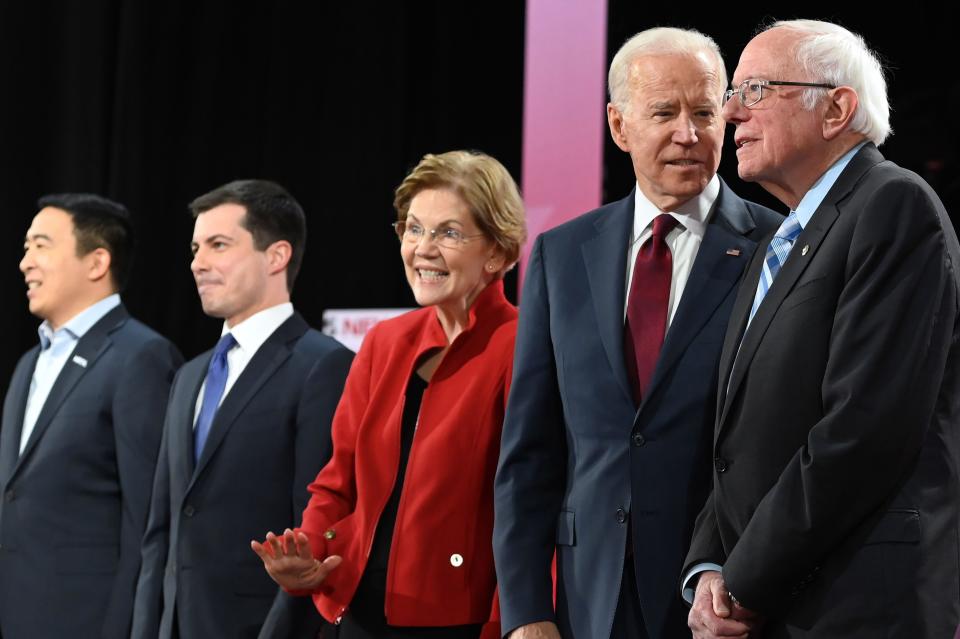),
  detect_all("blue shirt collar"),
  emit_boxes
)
[792,141,867,229]
[38,294,122,350]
